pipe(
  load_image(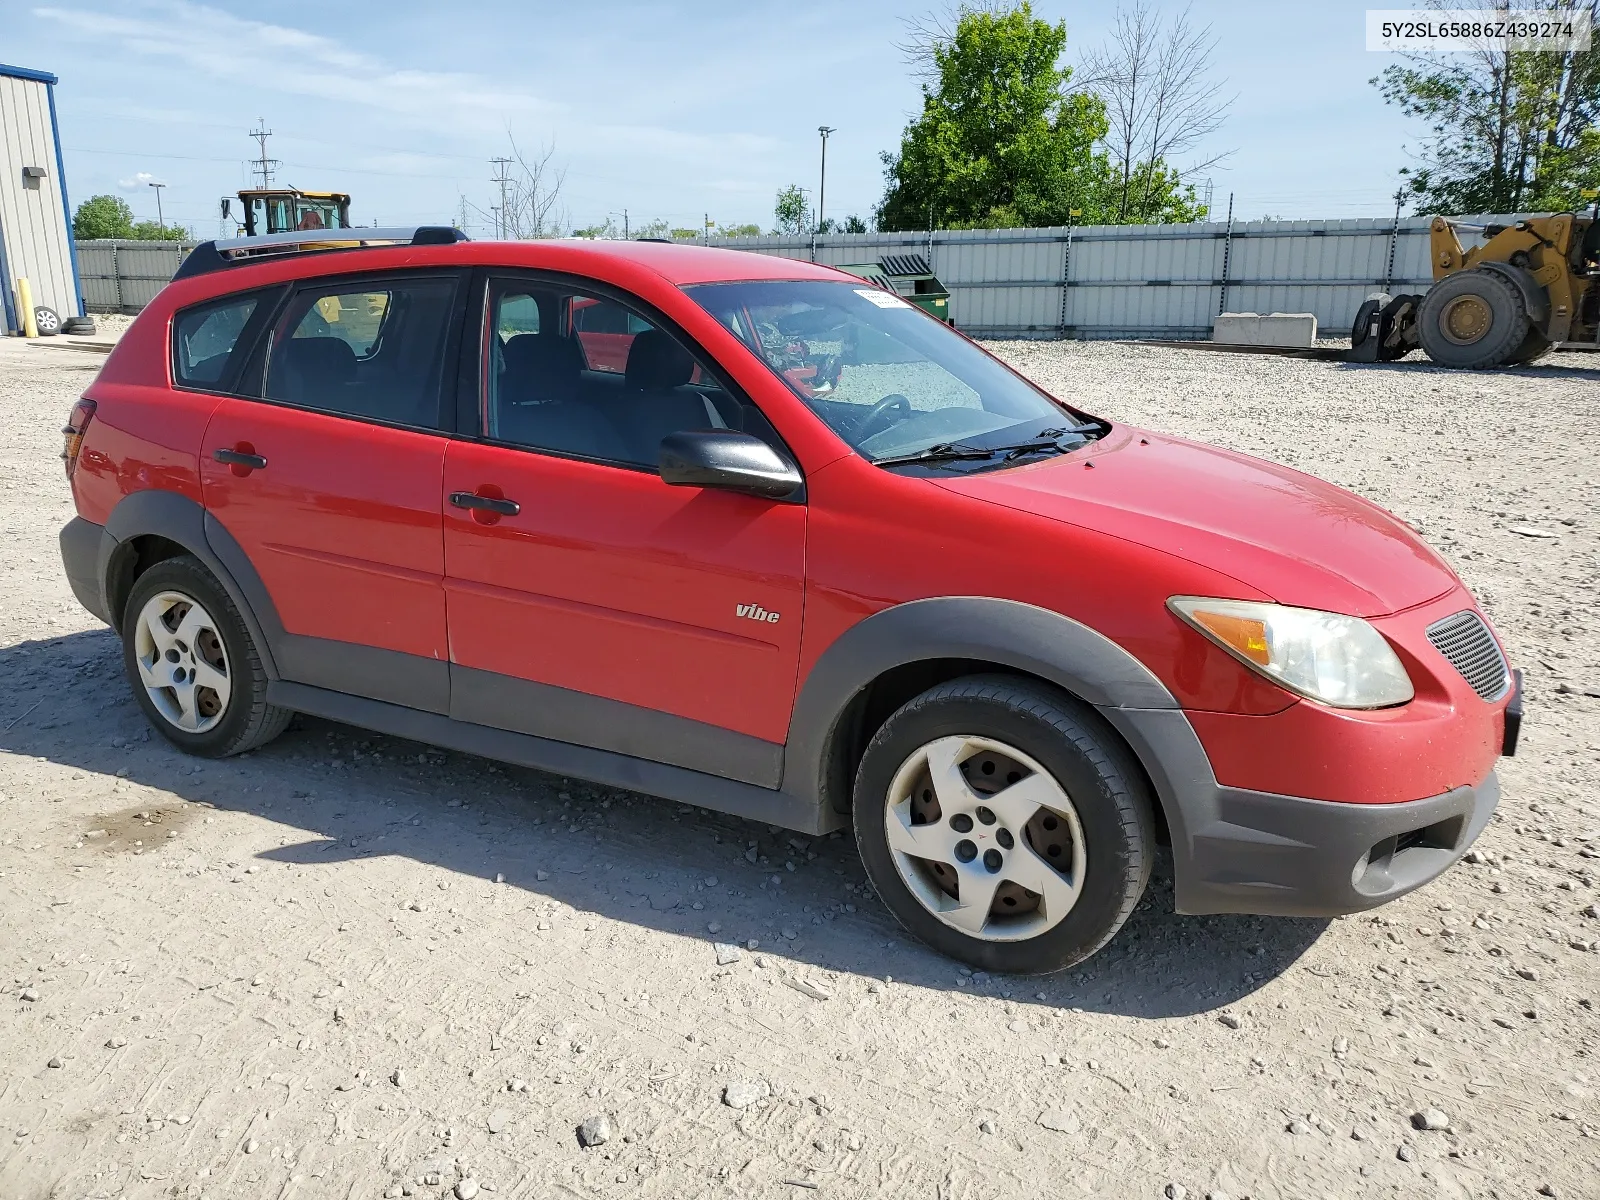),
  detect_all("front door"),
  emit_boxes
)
[200,270,463,711]
[441,277,807,785]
